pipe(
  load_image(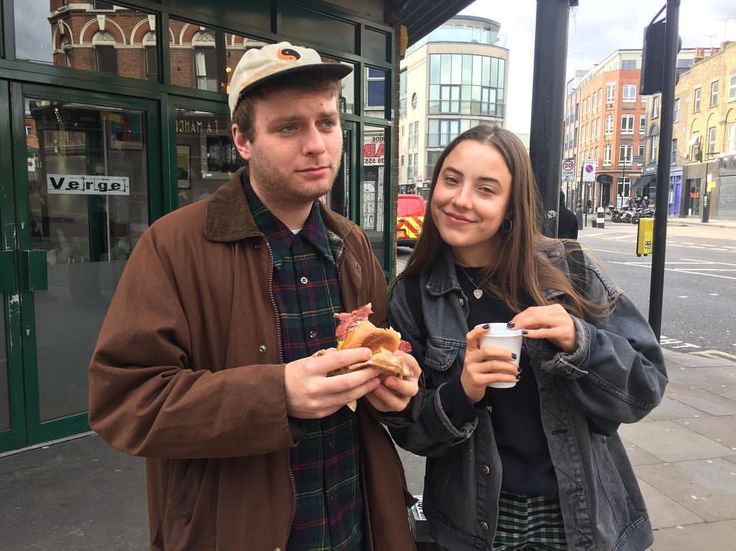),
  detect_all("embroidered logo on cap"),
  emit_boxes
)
[277,48,301,61]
